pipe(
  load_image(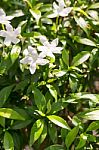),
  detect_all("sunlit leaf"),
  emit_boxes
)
[47,115,70,130]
